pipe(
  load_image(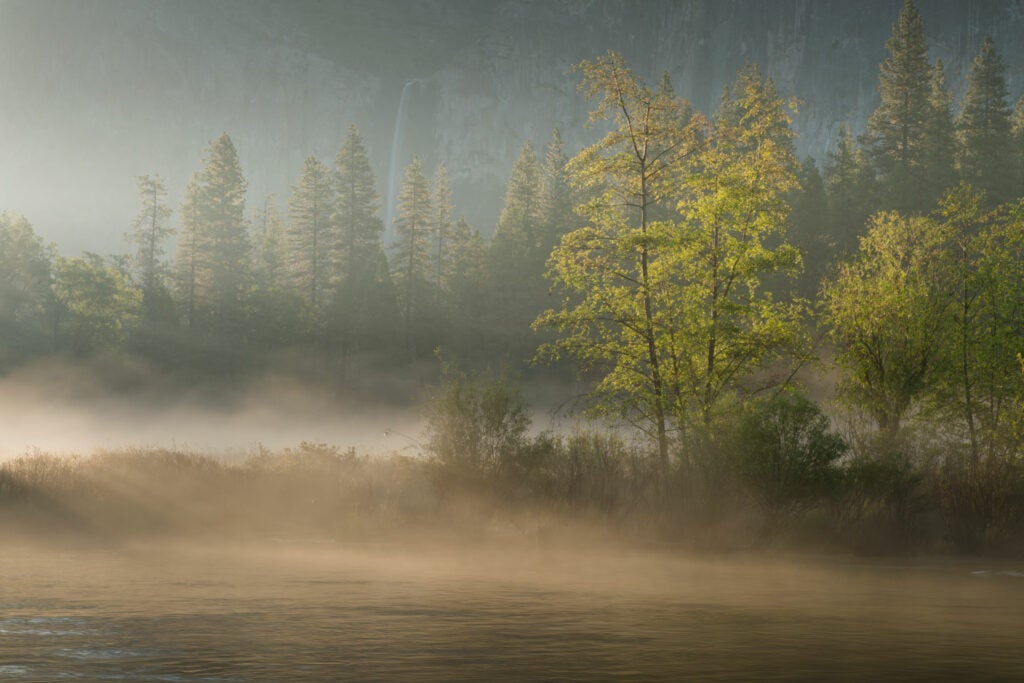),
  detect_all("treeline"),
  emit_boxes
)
[3,1,1021,393]
[538,1,1024,456]
[0,123,576,384]
[3,1,1024,549]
